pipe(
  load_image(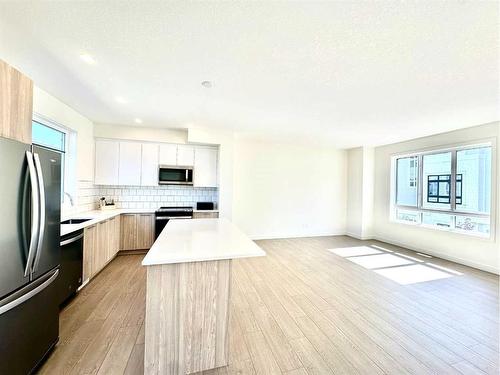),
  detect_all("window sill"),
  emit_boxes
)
[390,219,493,241]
